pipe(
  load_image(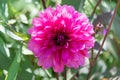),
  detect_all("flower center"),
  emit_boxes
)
[54,33,68,46]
